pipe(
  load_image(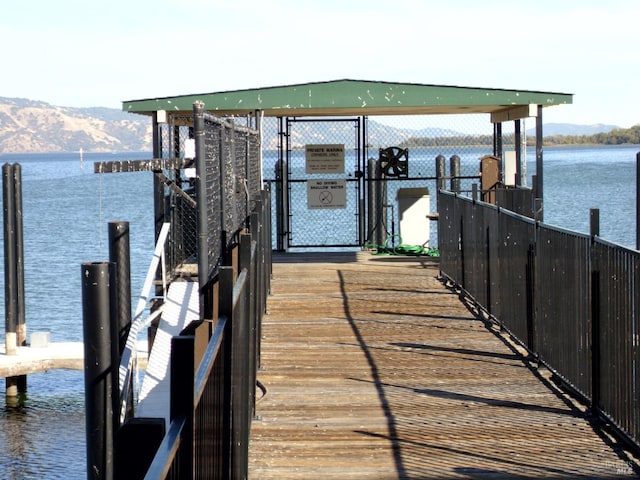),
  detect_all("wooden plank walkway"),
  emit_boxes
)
[248,252,640,479]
